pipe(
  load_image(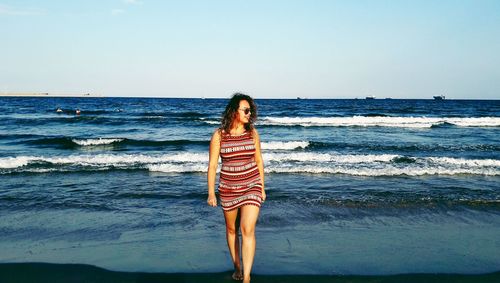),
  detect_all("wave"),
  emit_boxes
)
[30,137,492,155]
[0,134,42,141]
[72,138,124,146]
[23,137,205,148]
[306,141,500,153]
[203,120,219,125]
[20,115,493,128]
[1,152,498,176]
[25,137,77,148]
[9,135,499,154]
[257,116,500,128]
[18,136,312,150]
[0,153,204,170]
[261,141,309,150]
[138,111,208,118]
[24,137,128,148]
[265,166,499,176]
[148,163,207,173]
[0,113,214,127]
[264,152,398,163]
